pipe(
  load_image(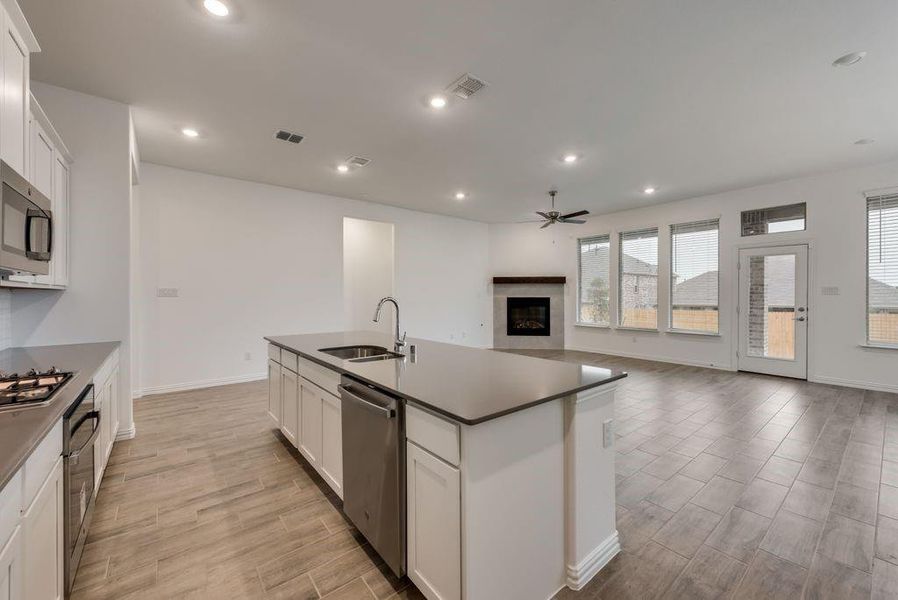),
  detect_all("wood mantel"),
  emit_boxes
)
[492,276,566,284]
